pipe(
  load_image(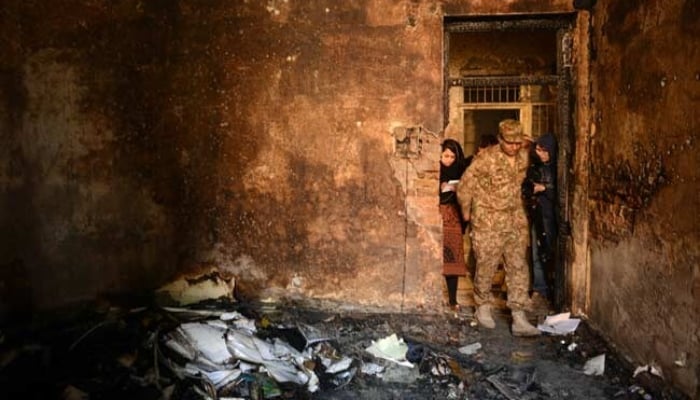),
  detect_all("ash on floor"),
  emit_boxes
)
[0,299,689,400]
